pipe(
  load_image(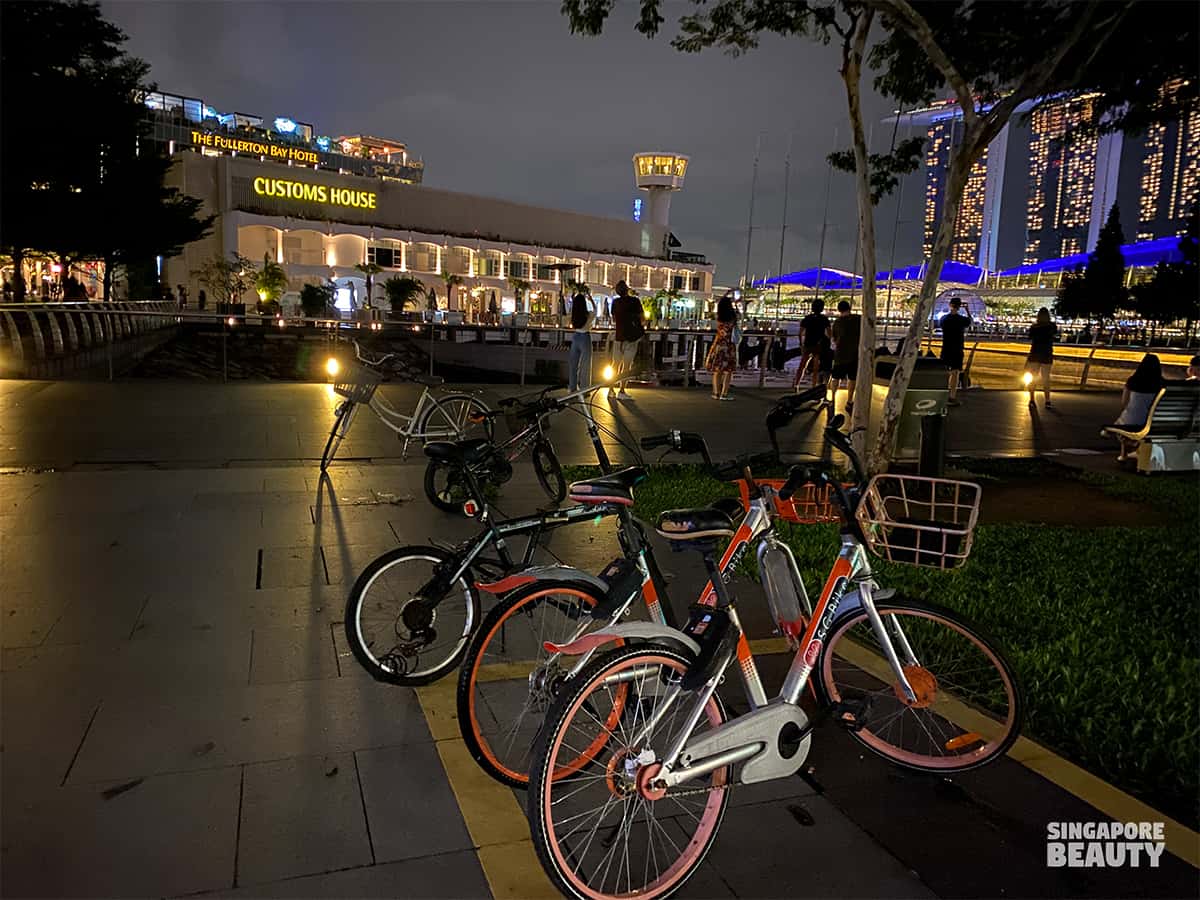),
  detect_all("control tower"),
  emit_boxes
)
[633,152,689,228]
